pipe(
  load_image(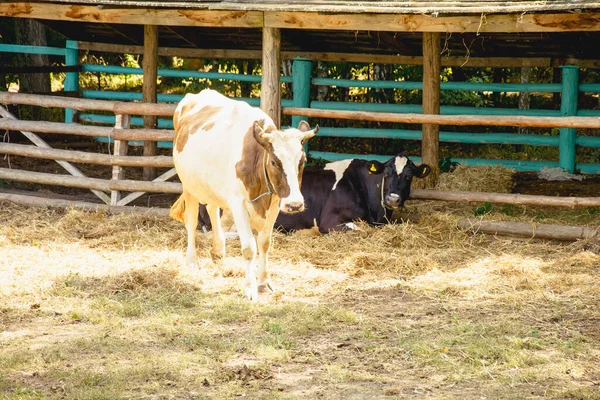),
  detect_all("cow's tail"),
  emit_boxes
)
[169,194,186,222]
